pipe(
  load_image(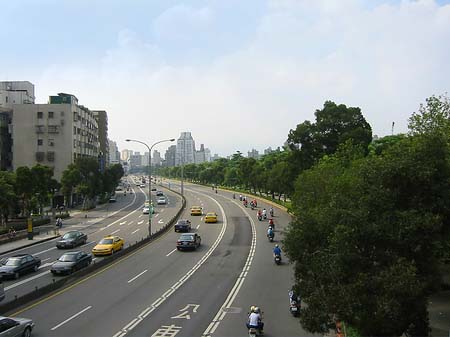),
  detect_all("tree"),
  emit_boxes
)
[287,101,372,176]
[284,135,450,336]
[30,164,55,214]
[408,94,450,137]
[15,166,33,216]
[0,171,16,225]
